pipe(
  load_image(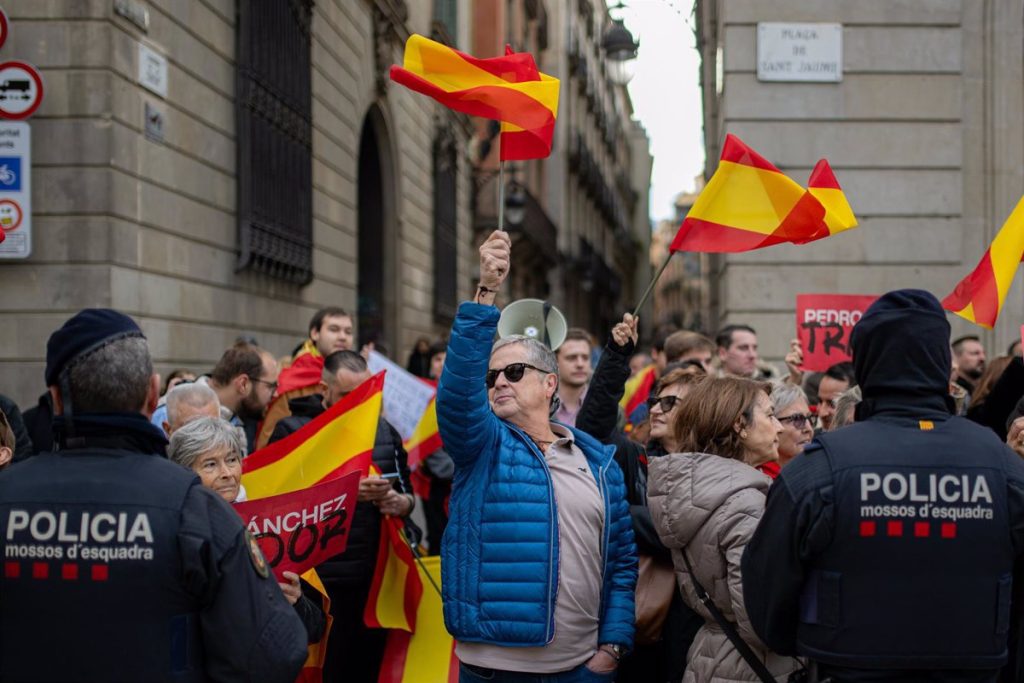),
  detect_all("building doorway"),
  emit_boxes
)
[357,107,397,354]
